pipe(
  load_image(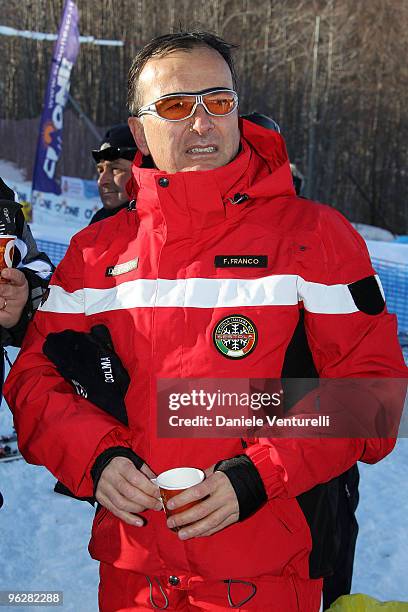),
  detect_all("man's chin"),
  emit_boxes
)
[181,160,225,173]
[180,149,238,173]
